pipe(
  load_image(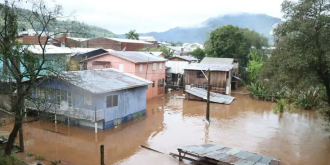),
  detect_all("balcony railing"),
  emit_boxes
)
[25,100,104,121]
